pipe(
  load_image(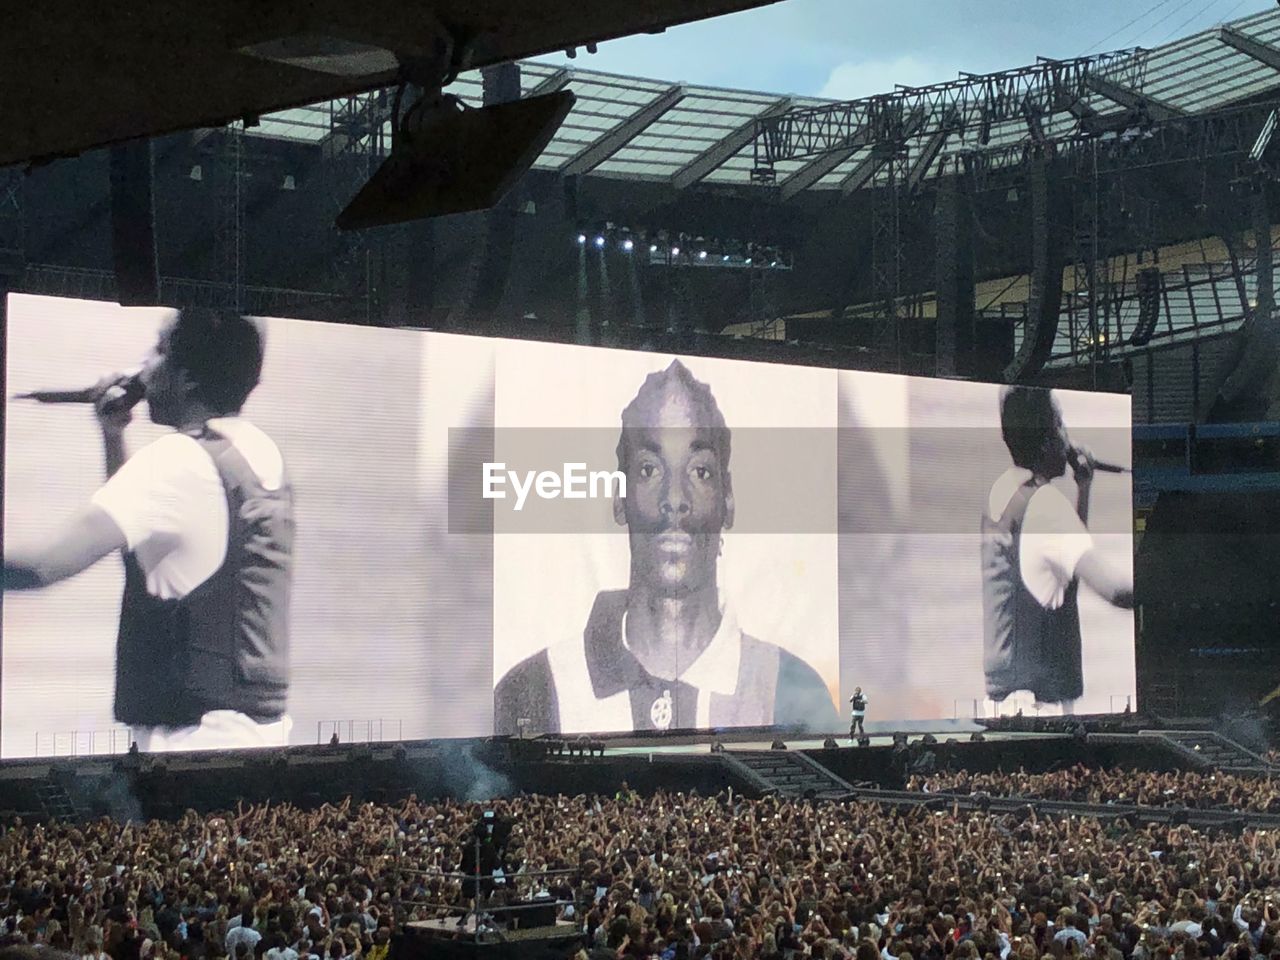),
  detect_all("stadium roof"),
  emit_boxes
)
[258,5,1280,194]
